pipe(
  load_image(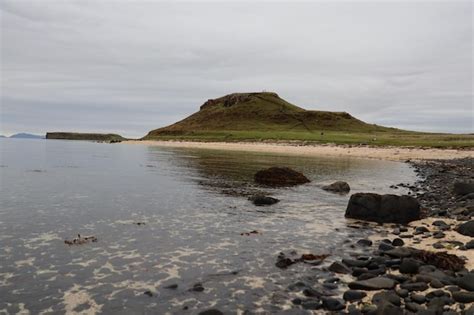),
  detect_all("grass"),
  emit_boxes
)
[146,130,474,148]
